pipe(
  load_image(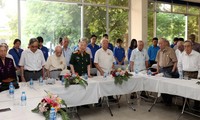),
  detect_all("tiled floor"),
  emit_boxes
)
[71,96,200,120]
